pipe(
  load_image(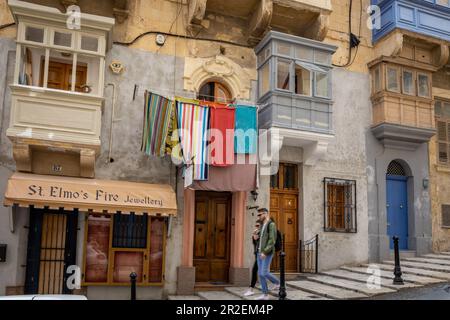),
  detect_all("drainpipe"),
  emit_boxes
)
[105,83,116,163]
